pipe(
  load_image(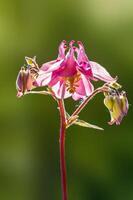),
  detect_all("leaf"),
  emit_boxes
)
[65,112,103,130]
[74,119,104,131]
[66,113,79,128]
